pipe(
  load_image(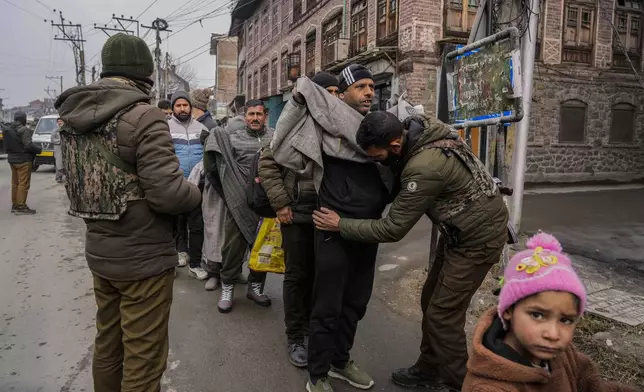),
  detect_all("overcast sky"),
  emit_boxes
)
[0,0,232,107]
